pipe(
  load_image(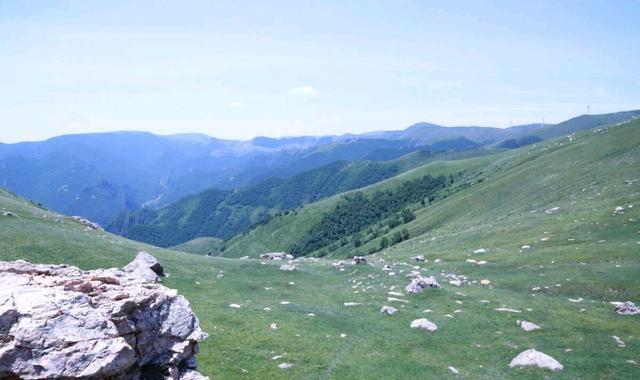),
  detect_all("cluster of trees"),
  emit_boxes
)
[290,174,447,256]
